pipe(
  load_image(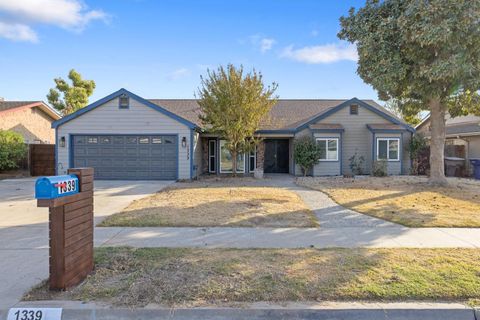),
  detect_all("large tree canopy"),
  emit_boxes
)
[47,69,96,115]
[338,0,480,184]
[197,64,278,175]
